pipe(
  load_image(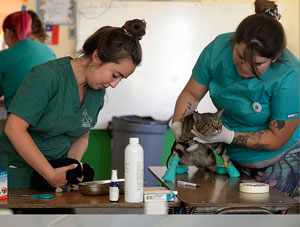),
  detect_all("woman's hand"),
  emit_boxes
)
[191,125,234,144]
[46,164,78,188]
[171,122,182,141]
